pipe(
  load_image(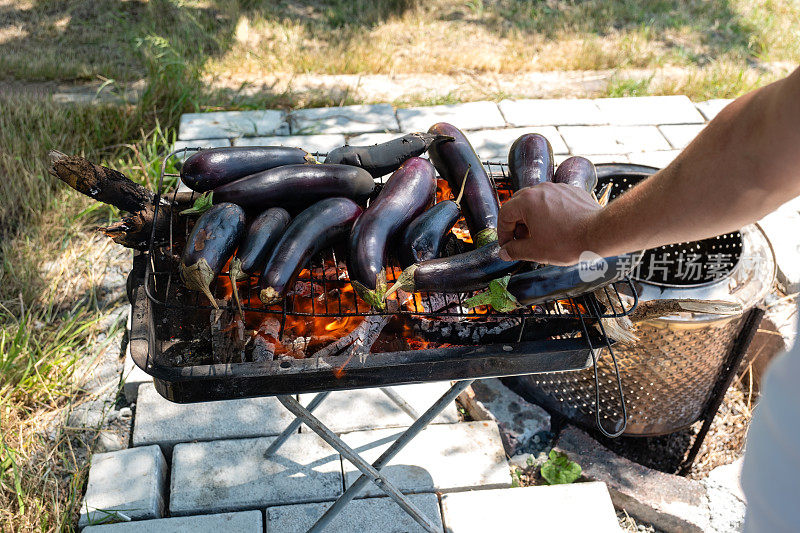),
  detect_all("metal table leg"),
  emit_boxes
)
[380,387,421,419]
[275,395,441,533]
[308,380,473,533]
[265,391,330,457]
